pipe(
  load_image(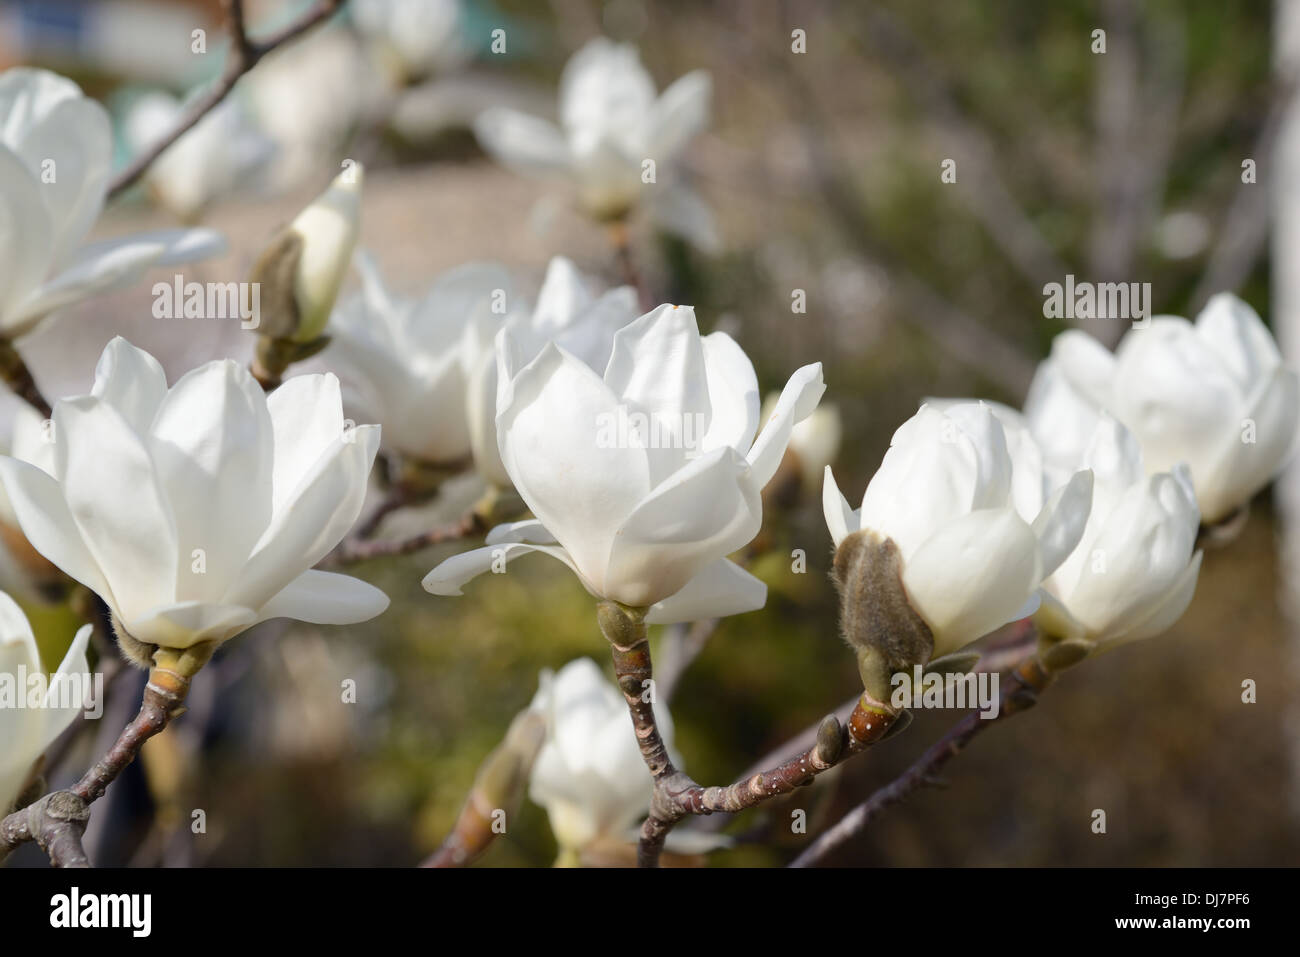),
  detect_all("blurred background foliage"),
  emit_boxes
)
[2,0,1295,866]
